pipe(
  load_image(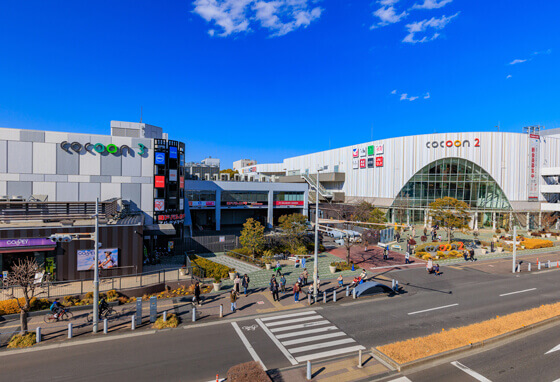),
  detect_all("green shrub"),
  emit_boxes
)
[331,261,358,271]
[189,255,230,280]
[8,332,36,348]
